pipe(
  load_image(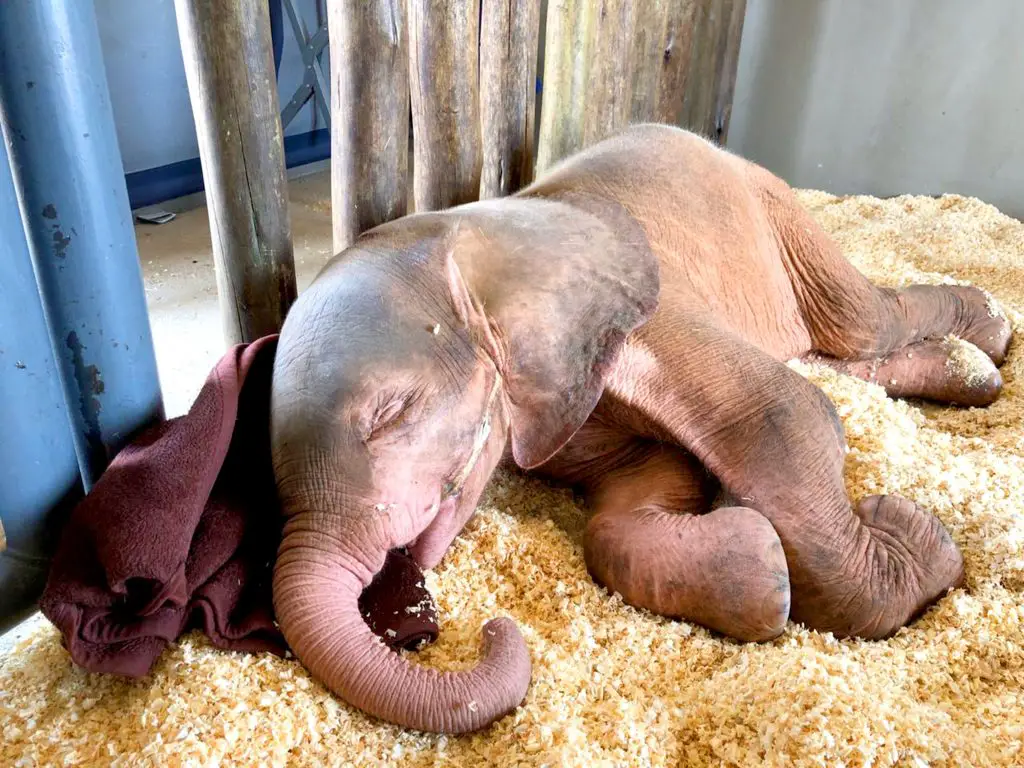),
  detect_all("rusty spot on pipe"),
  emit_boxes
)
[52,228,72,258]
[66,331,106,467]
